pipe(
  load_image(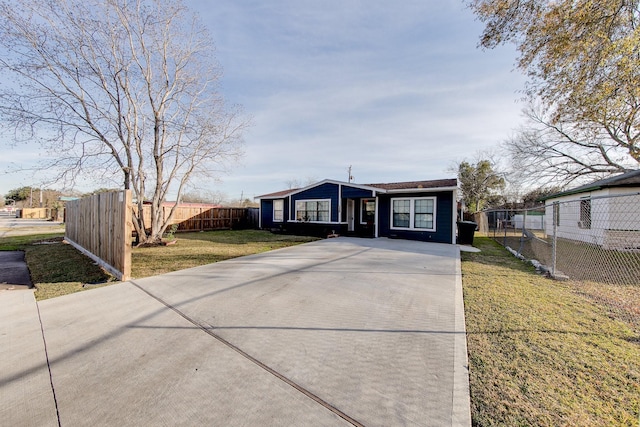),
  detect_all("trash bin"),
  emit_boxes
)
[457,221,477,245]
